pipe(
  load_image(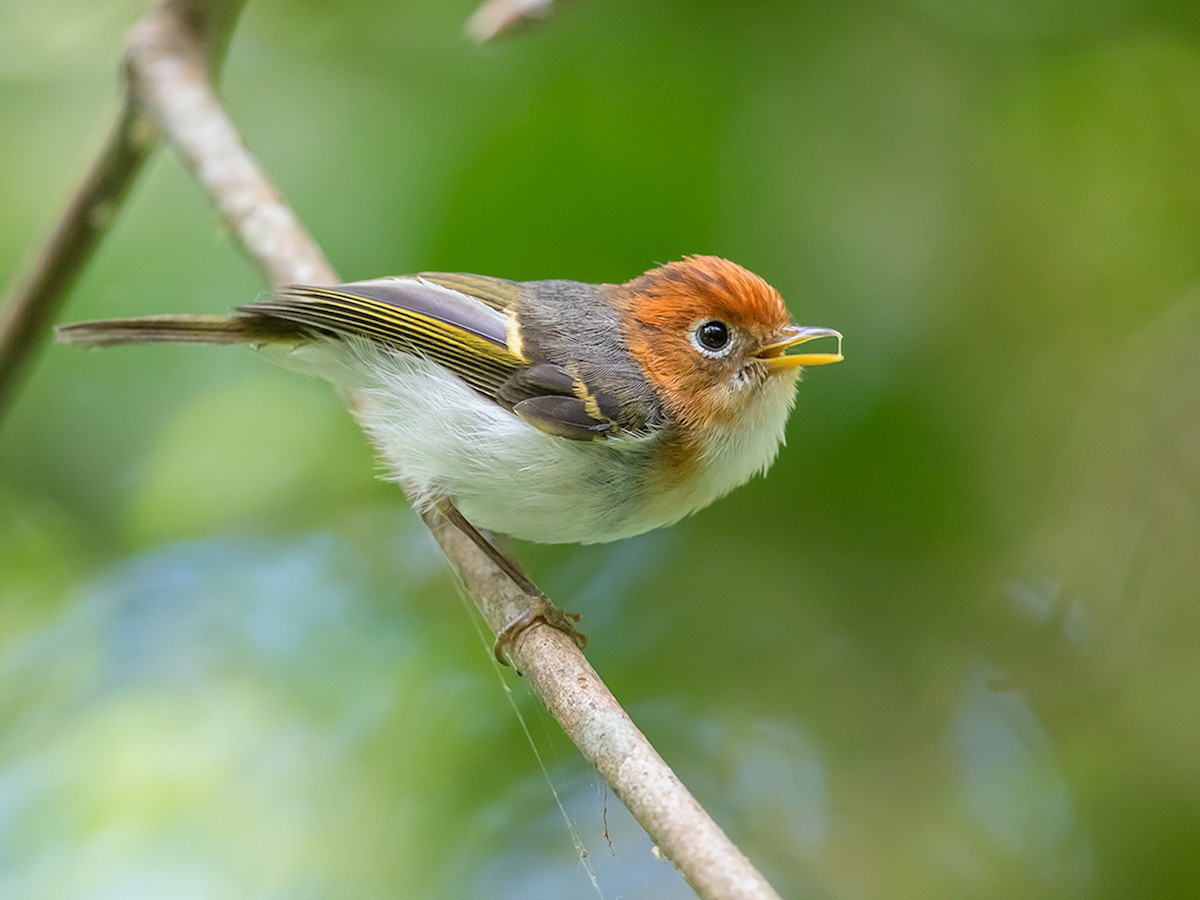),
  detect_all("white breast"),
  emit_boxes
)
[330,339,796,544]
